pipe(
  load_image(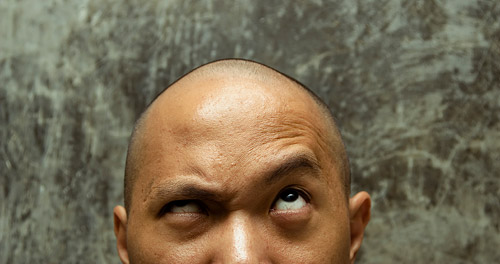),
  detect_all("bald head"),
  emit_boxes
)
[123,59,350,212]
